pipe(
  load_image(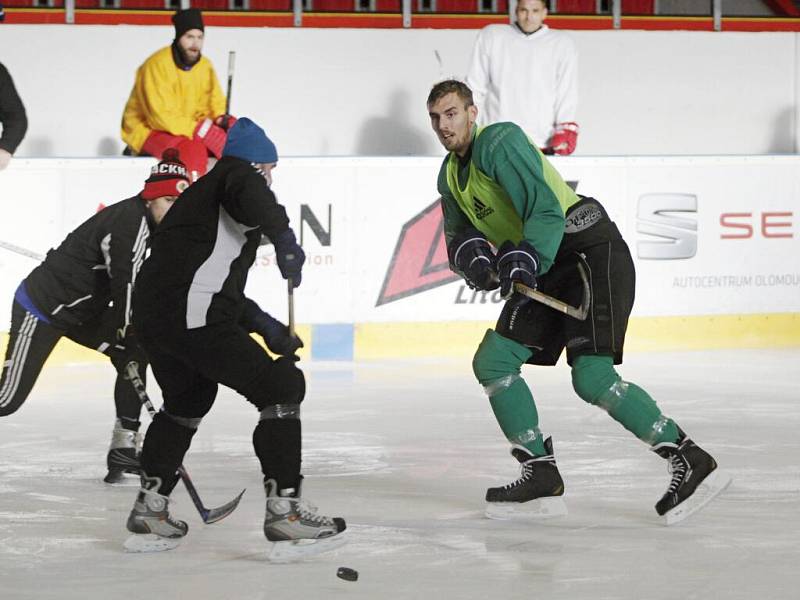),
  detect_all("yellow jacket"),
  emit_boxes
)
[121,46,226,153]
